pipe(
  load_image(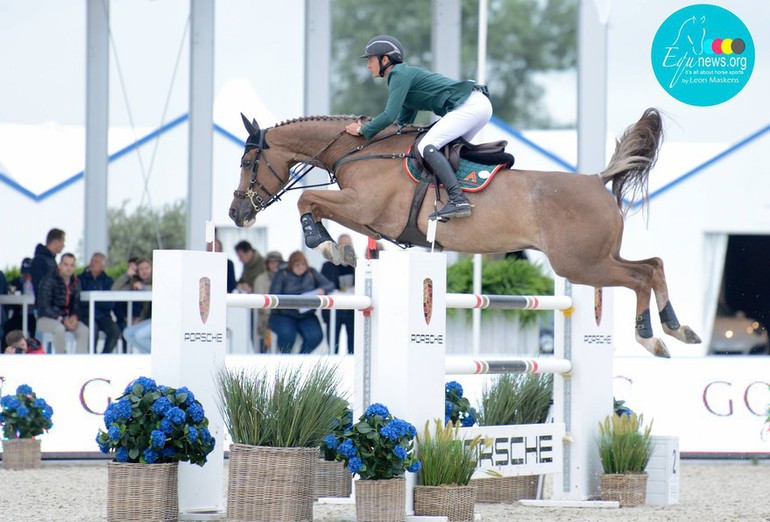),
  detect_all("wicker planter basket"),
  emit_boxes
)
[600,472,648,507]
[471,475,538,503]
[227,444,316,522]
[107,461,179,522]
[355,477,406,522]
[314,458,352,499]
[1,438,41,470]
[414,484,476,522]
